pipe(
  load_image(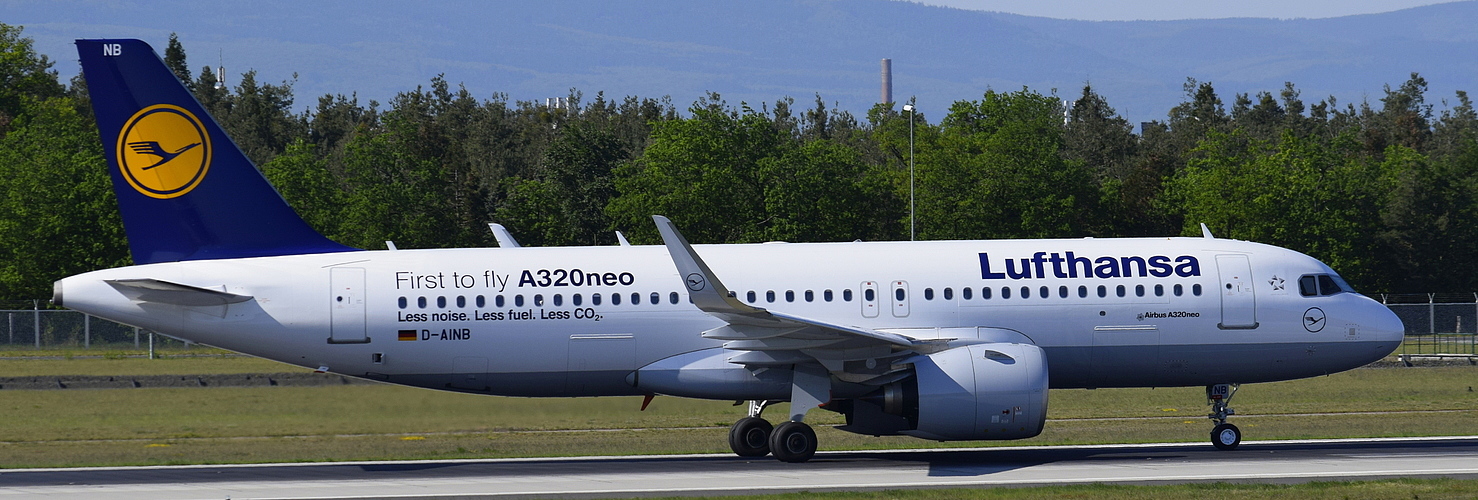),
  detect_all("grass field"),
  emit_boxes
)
[0,354,1474,469]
